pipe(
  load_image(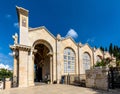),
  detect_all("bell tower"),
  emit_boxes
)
[14,6,34,87]
[16,6,29,45]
